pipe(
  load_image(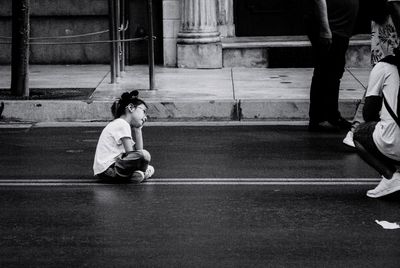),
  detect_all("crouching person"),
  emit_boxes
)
[93,90,155,183]
[353,52,400,198]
